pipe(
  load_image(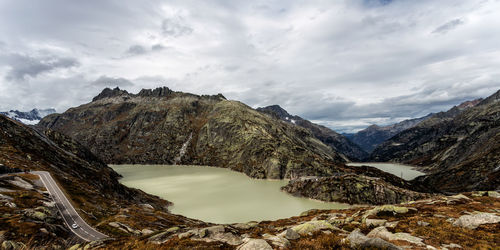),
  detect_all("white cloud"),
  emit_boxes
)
[0,0,499,132]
